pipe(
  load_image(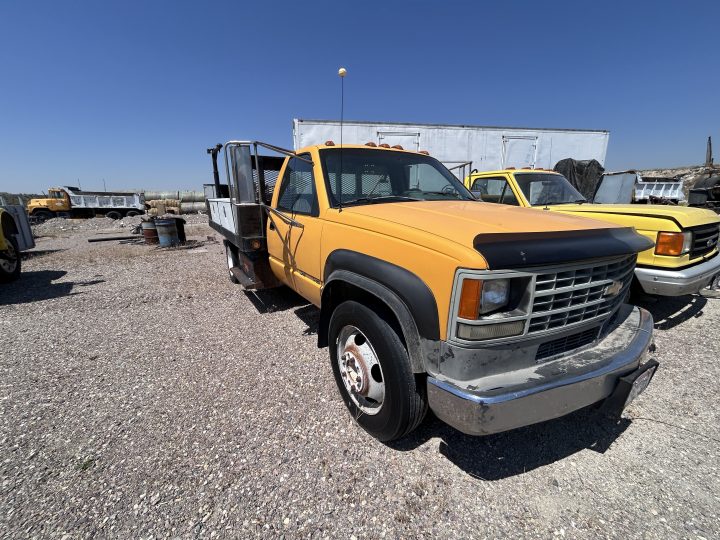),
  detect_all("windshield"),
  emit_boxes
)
[320,148,474,207]
[514,173,587,206]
